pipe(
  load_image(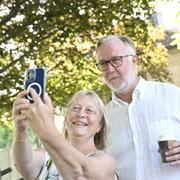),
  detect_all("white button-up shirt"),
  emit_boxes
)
[106,77,180,180]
